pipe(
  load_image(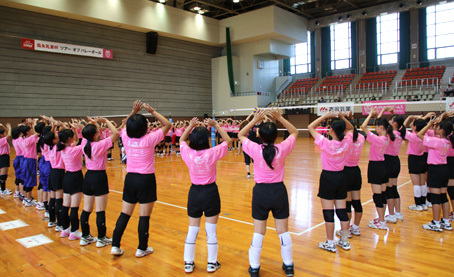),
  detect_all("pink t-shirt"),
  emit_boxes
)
[174,128,184,137]
[81,138,113,171]
[345,133,365,167]
[22,135,39,159]
[0,137,10,155]
[41,144,50,162]
[424,129,435,153]
[315,134,351,171]
[423,136,450,165]
[121,128,164,174]
[12,138,24,156]
[406,131,424,156]
[180,141,228,185]
[385,130,404,156]
[61,144,83,172]
[47,146,65,169]
[233,124,240,133]
[366,132,389,161]
[242,135,296,183]
[448,142,454,157]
